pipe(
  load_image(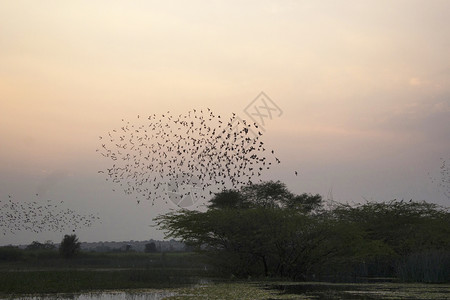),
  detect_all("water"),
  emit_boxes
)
[2,290,176,300]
